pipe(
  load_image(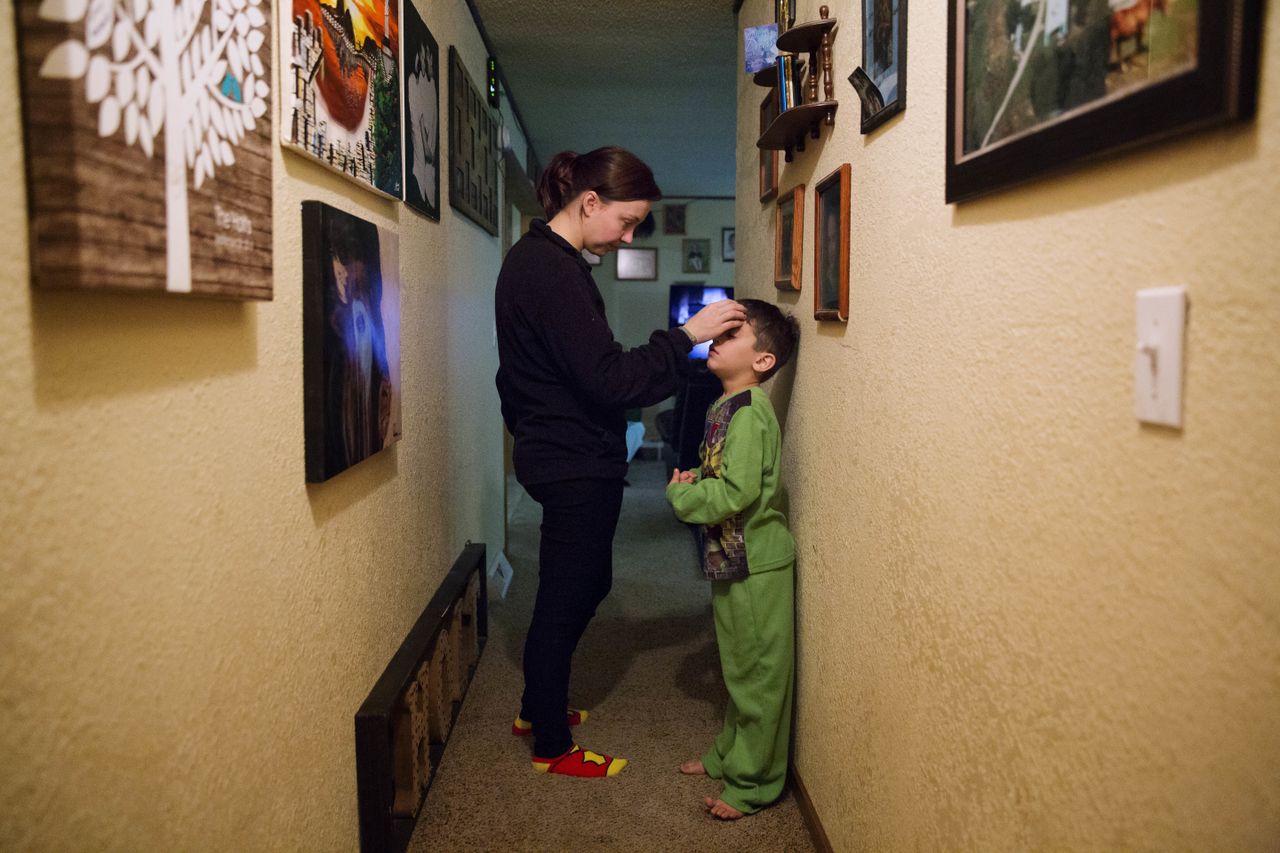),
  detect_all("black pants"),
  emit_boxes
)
[520,477,624,758]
